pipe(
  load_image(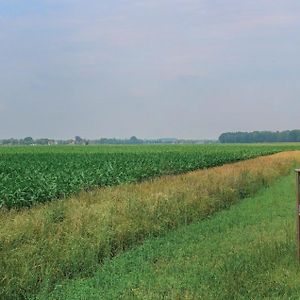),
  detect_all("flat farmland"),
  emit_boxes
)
[1,147,300,299]
[1,144,300,209]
